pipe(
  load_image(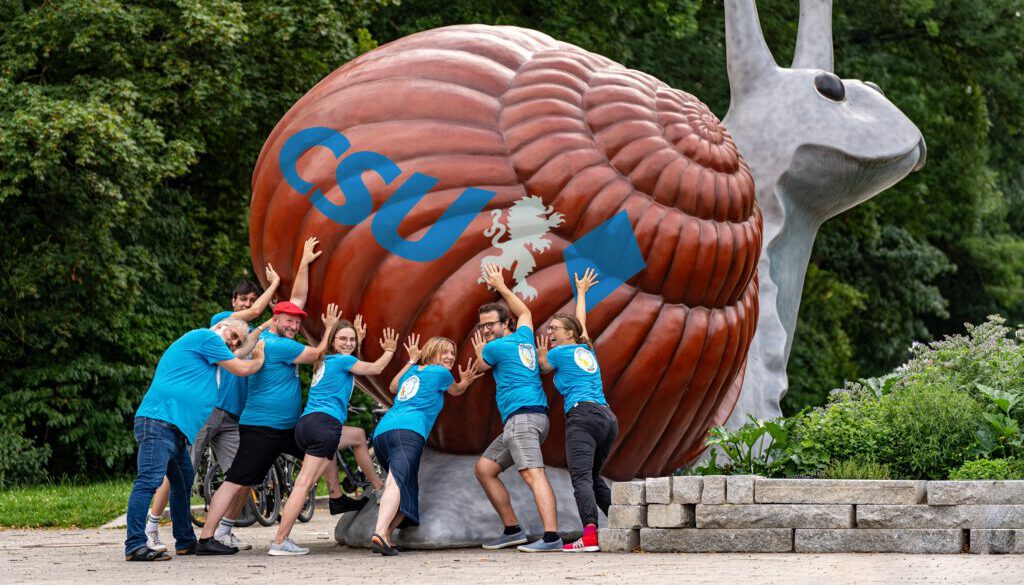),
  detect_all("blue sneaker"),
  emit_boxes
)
[517,538,563,552]
[482,529,528,550]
